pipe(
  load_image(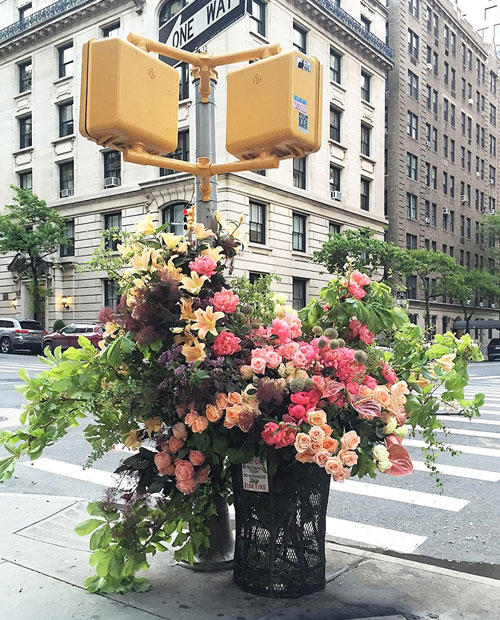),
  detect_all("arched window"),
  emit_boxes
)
[158,1,190,100]
[162,201,188,236]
